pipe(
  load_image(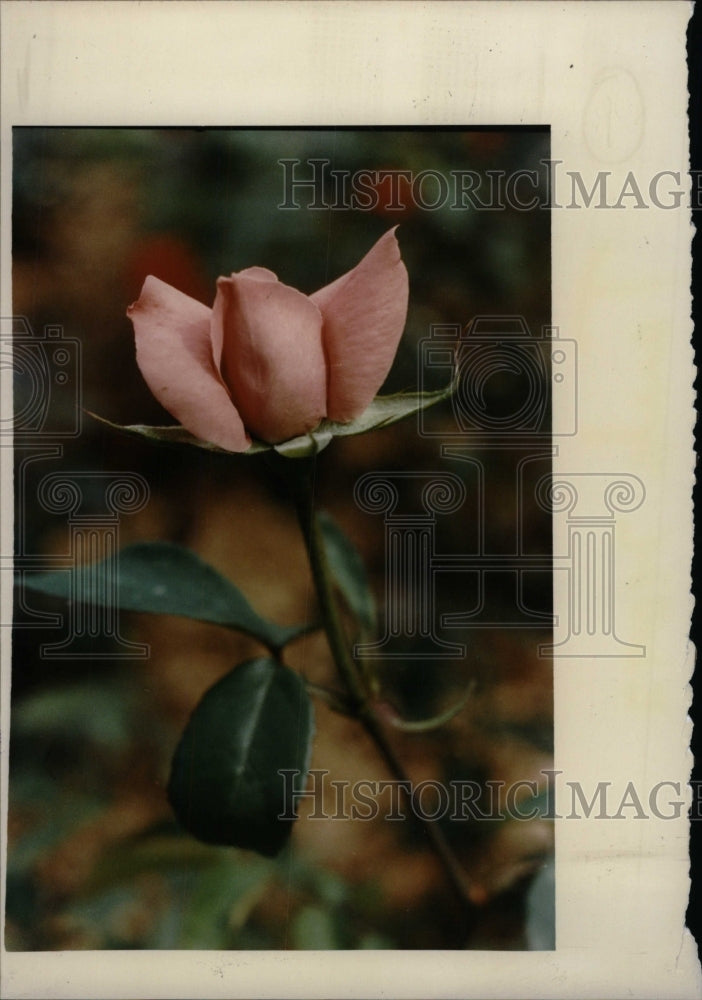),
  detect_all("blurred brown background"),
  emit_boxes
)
[9,127,553,950]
